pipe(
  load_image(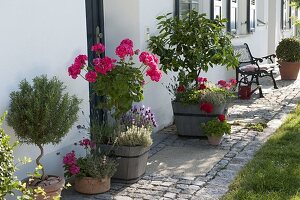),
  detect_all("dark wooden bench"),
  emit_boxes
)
[233,43,278,98]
